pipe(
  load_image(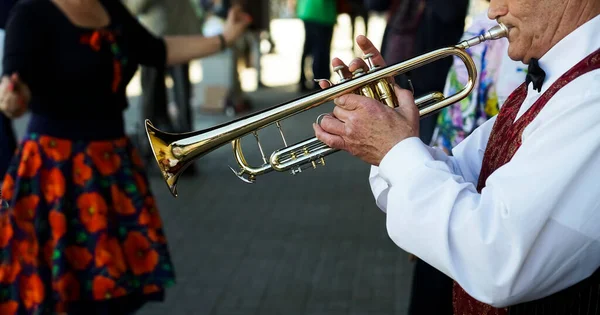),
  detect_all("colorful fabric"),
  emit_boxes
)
[0,134,175,314]
[453,48,600,315]
[430,13,527,153]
